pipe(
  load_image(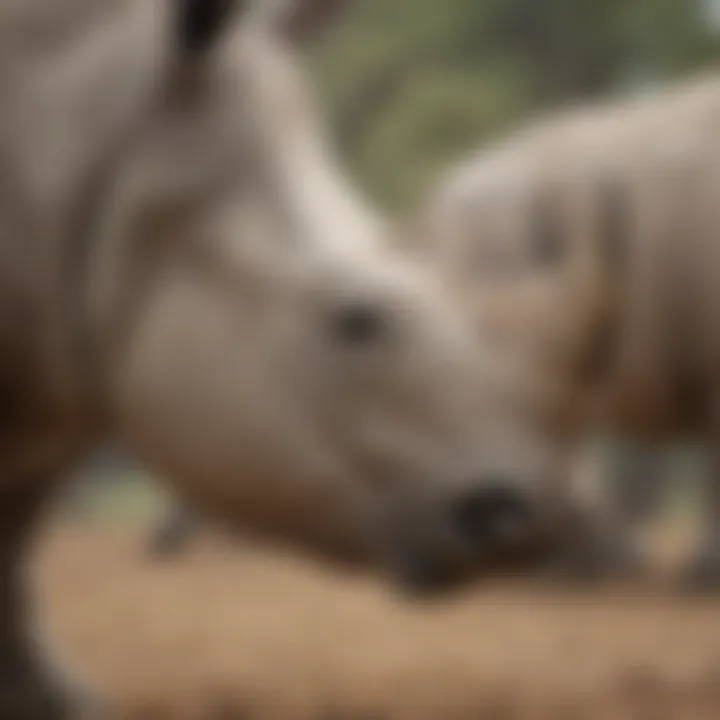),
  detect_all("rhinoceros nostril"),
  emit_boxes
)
[451,483,533,551]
